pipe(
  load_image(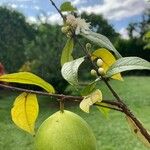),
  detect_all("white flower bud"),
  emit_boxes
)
[96,59,103,67]
[66,32,72,38]
[98,68,105,75]
[61,26,70,33]
[90,69,97,76]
